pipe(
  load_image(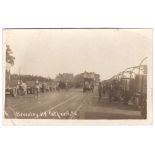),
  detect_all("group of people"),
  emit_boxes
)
[98,79,133,105]
[98,80,121,103]
[16,79,60,97]
[16,80,27,95]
